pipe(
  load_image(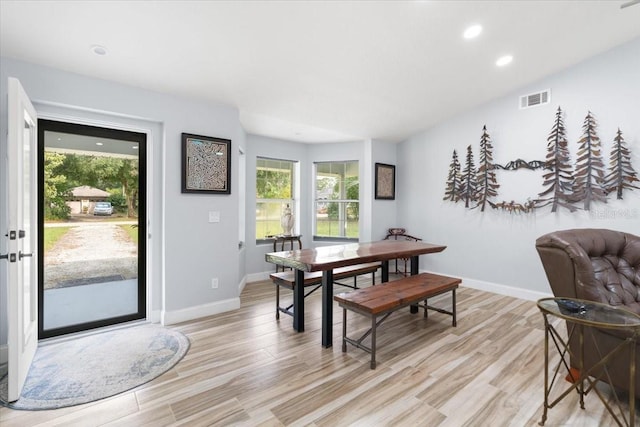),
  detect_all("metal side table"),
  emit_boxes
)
[537,297,640,426]
[268,234,302,272]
